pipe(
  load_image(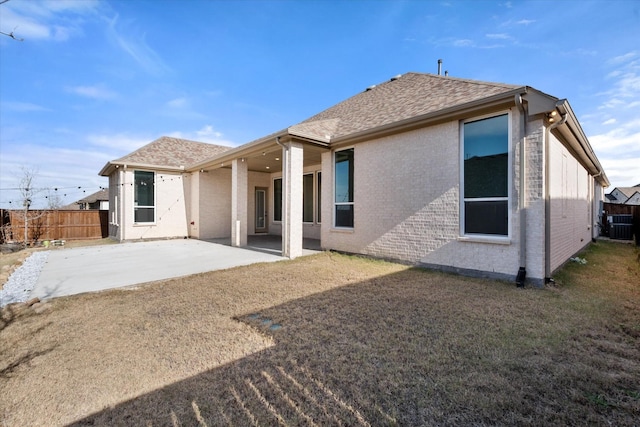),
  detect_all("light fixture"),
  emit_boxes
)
[266,166,270,170]
[275,157,280,161]
[547,110,558,123]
